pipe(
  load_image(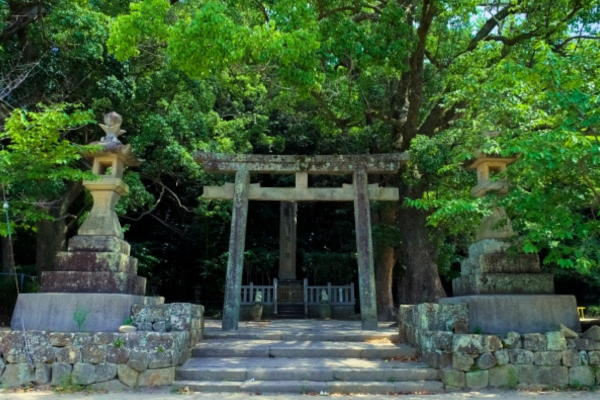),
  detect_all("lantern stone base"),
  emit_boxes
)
[452,273,554,296]
[40,235,146,296]
[40,271,146,295]
[440,295,580,334]
[11,293,164,332]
